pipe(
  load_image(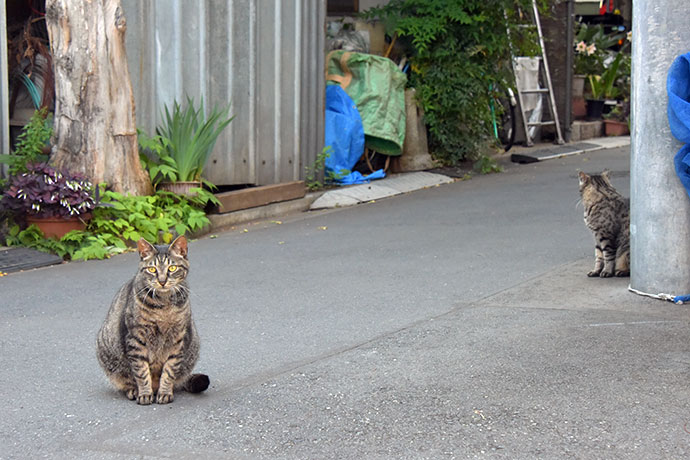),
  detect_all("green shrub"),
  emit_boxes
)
[5,187,218,261]
[0,107,52,180]
[364,0,536,165]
